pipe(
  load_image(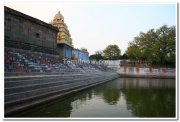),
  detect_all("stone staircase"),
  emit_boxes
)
[5,72,119,116]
